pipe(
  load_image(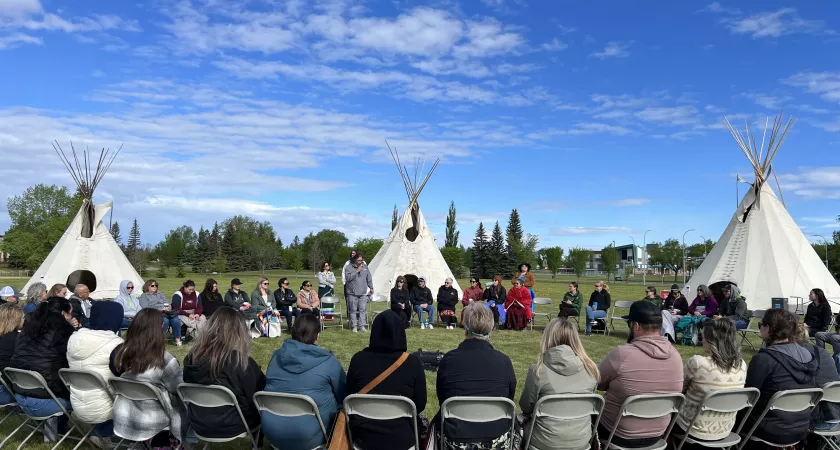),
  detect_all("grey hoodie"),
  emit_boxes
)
[138,291,169,310]
[343,261,373,297]
[519,345,598,450]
